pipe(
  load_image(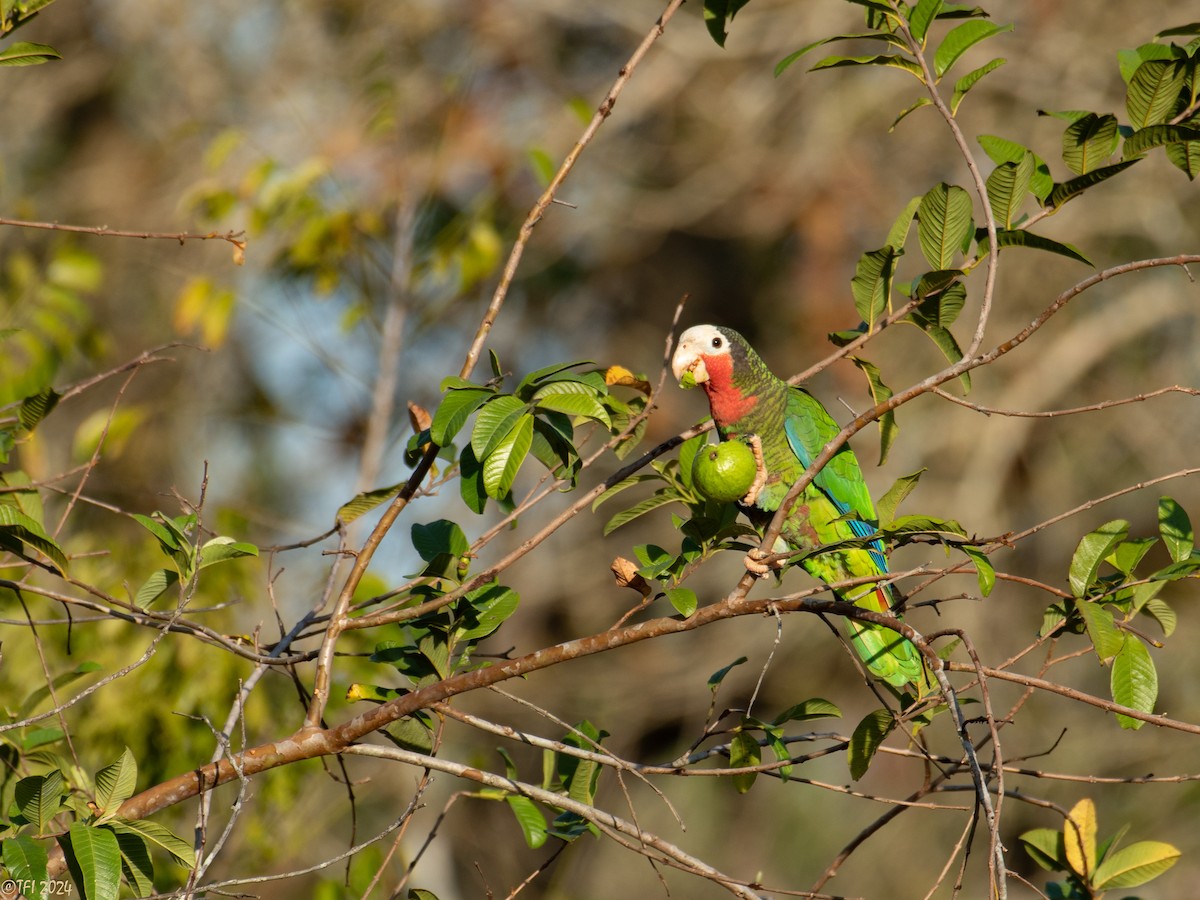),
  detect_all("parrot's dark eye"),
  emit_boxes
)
[711,336,723,349]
